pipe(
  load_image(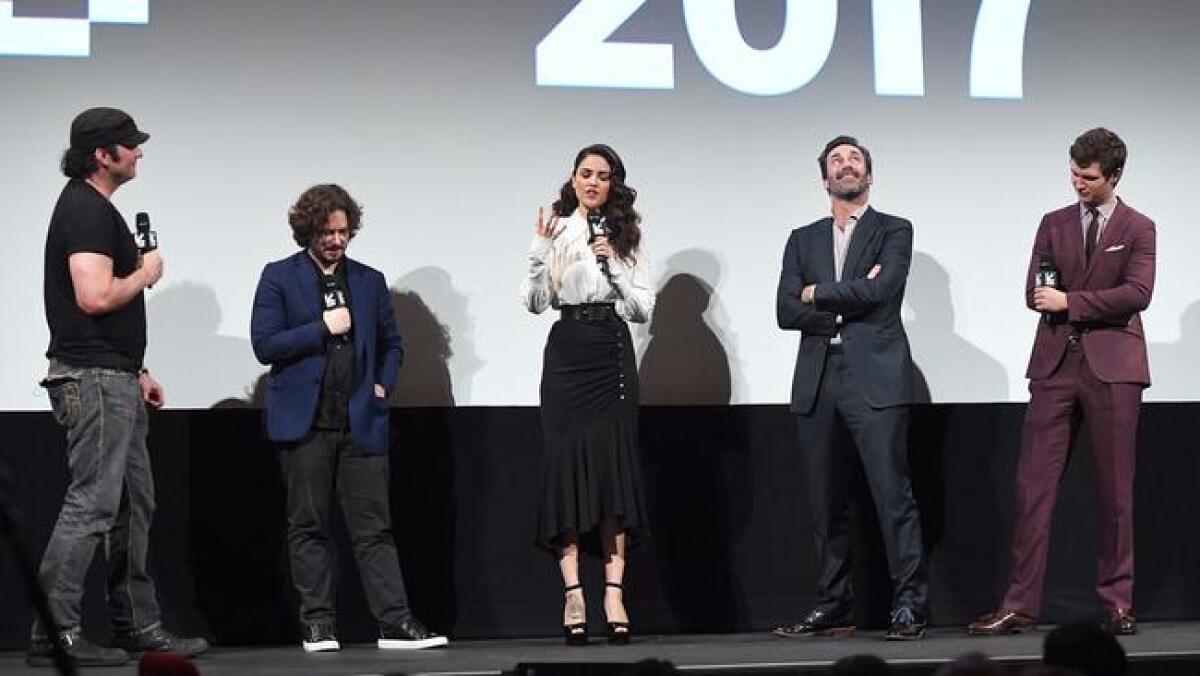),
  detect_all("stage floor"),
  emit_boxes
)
[1,623,1197,675]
